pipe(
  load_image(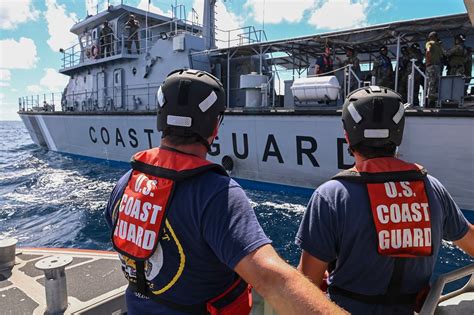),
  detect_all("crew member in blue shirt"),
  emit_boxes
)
[105,69,346,315]
[296,85,474,315]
